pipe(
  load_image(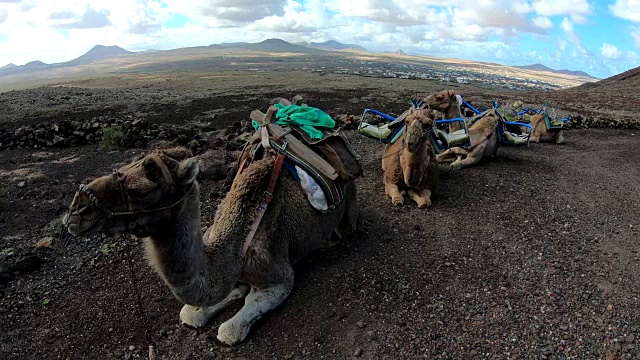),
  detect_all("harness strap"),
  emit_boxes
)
[147,153,175,186]
[241,149,287,256]
[236,158,248,177]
